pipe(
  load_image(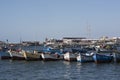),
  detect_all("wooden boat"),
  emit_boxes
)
[23,50,42,60]
[77,53,94,63]
[64,52,77,61]
[93,53,113,63]
[0,51,11,59]
[0,47,11,59]
[8,50,25,60]
[41,52,62,61]
[113,53,120,63]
